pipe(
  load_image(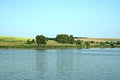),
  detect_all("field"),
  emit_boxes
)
[75,38,120,42]
[0,36,30,45]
